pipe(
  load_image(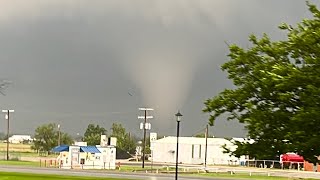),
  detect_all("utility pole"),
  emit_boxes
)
[138,108,153,168]
[2,110,14,161]
[143,110,147,168]
[204,124,208,168]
